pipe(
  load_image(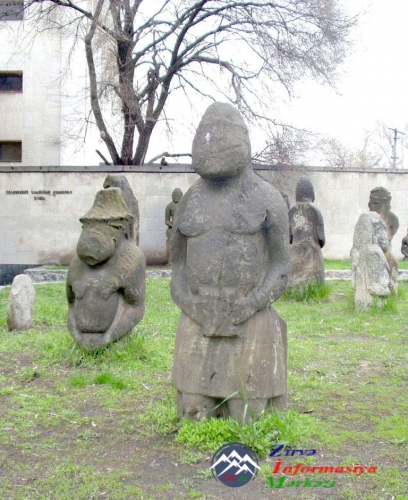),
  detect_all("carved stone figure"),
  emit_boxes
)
[7,274,35,331]
[165,188,183,262]
[103,174,140,245]
[368,187,399,292]
[171,102,290,422]
[401,230,408,261]
[288,176,325,287]
[67,187,145,350]
[351,212,391,309]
